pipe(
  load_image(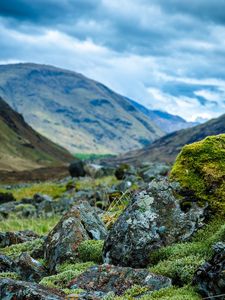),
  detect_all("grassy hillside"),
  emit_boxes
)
[105,113,225,165]
[0,97,73,171]
[0,63,163,154]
